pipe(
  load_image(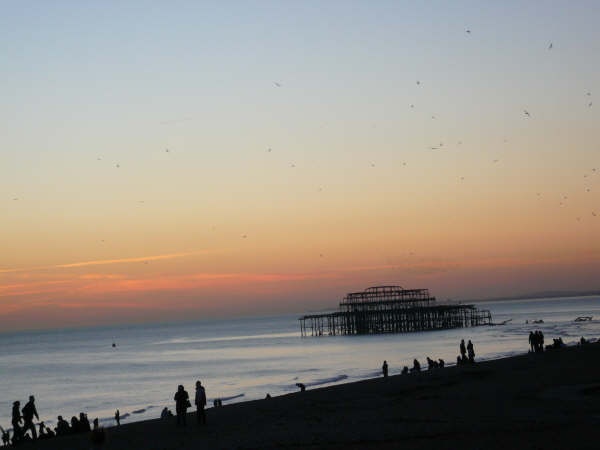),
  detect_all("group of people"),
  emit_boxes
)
[457,339,476,365]
[381,339,476,378]
[529,330,545,353]
[2,395,104,447]
[173,380,207,427]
